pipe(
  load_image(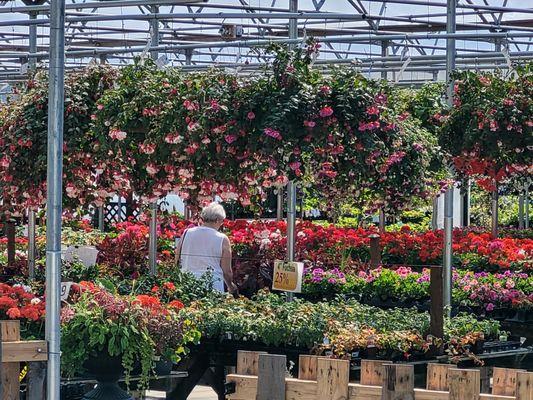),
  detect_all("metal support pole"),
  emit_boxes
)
[442,0,456,314]
[185,48,193,65]
[149,202,157,275]
[28,12,37,70]
[150,6,159,60]
[381,41,389,80]
[286,181,296,301]
[378,208,385,232]
[287,182,296,261]
[276,189,283,221]
[288,0,298,48]
[464,180,471,227]
[28,210,36,280]
[491,189,499,238]
[46,0,65,397]
[115,196,121,222]
[518,191,525,230]
[526,180,530,229]
[443,189,453,309]
[97,206,104,231]
[431,197,438,230]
